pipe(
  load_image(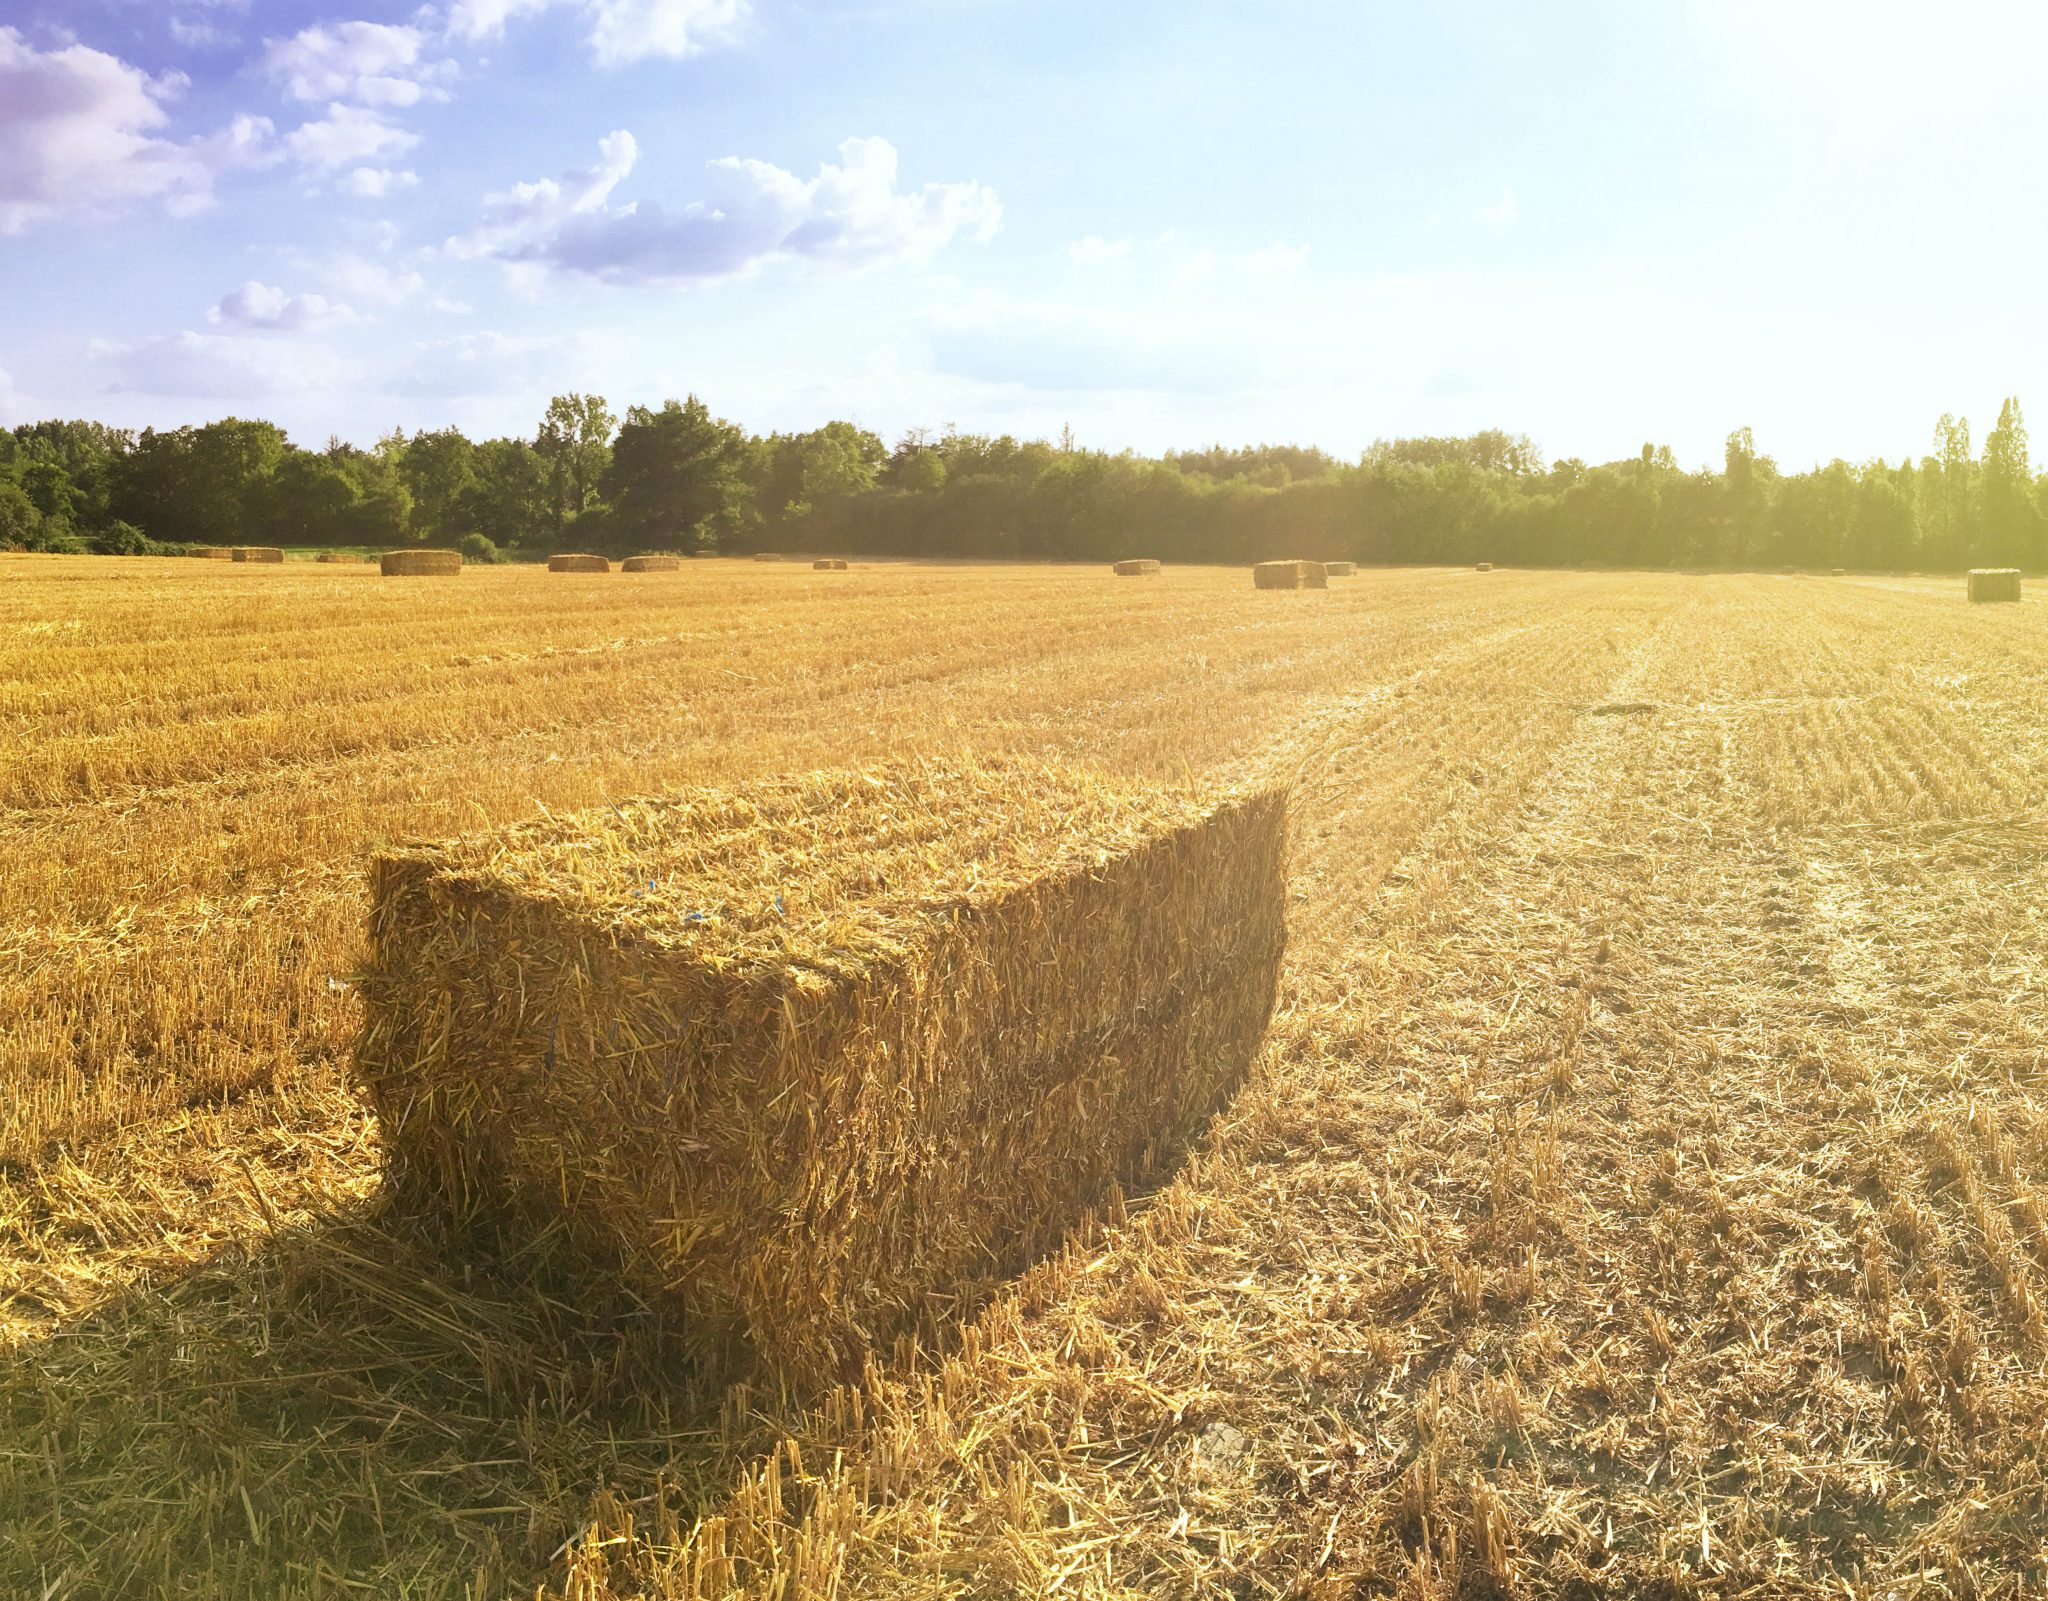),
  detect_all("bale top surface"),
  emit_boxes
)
[381,763,1241,977]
